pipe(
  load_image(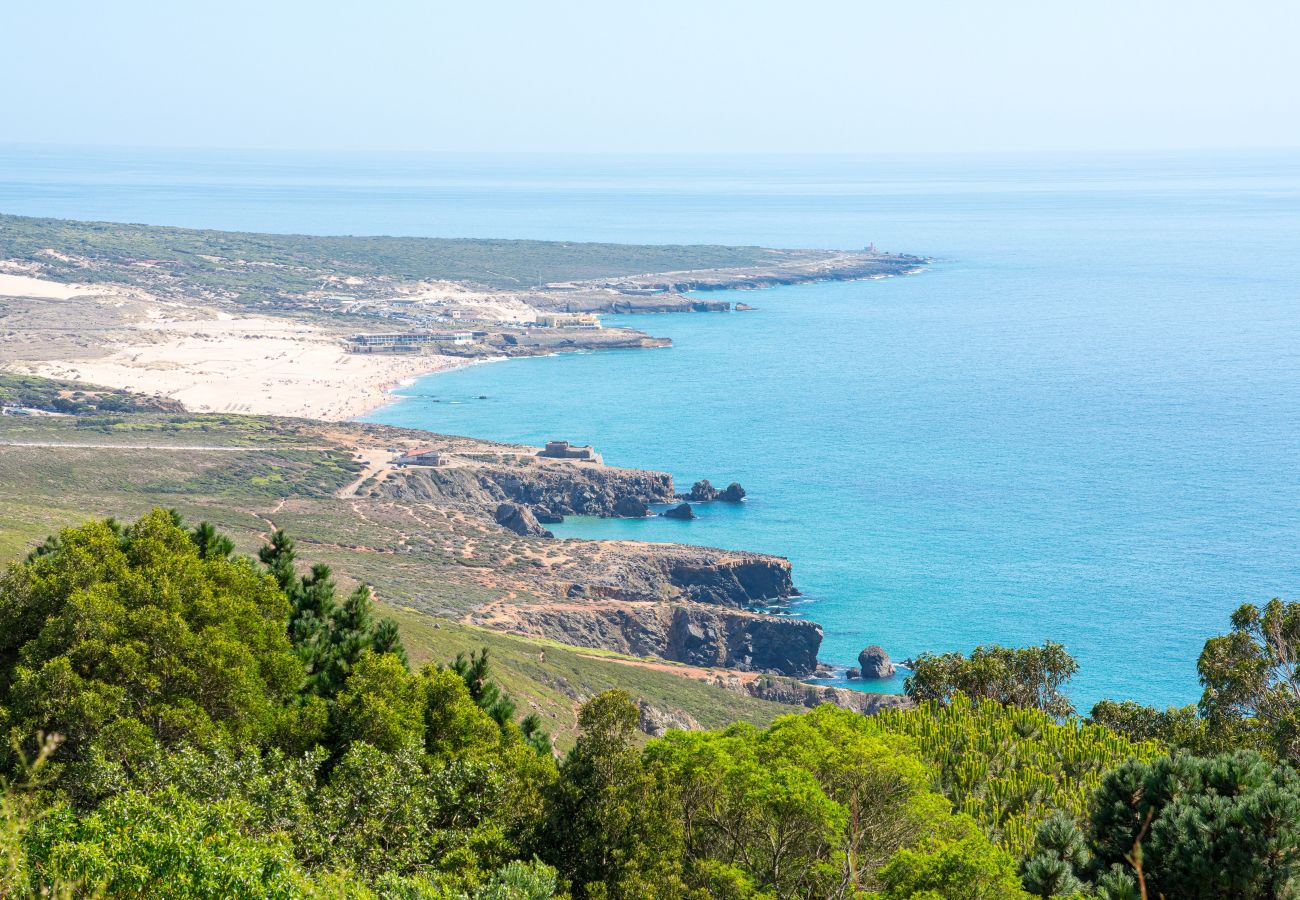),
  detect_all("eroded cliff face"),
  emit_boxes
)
[375,459,674,518]
[478,599,822,676]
